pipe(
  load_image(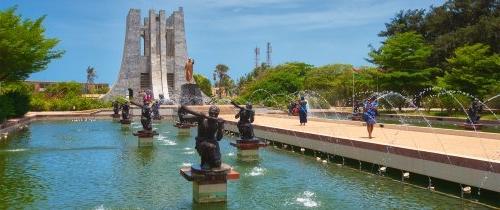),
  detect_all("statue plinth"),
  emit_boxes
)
[174,122,194,136]
[120,119,132,126]
[230,138,267,161]
[180,84,204,105]
[174,122,196,129]
[351,113,362,121]
[180,163,239,203]
[133,130,158,146]
[462,123,483,130]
